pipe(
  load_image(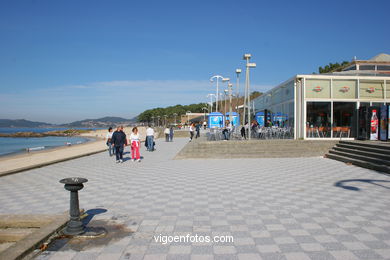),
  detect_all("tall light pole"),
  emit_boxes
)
[228,83,233,125]
[202,107,208,121]
[210,75,223,112]
[243,53,256,139]
[173,113,178,126]
[207,93,215,112]
[236,69,242,118]
[224,89,228,114]
[222,77,230,115]
[186,111,191,125]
